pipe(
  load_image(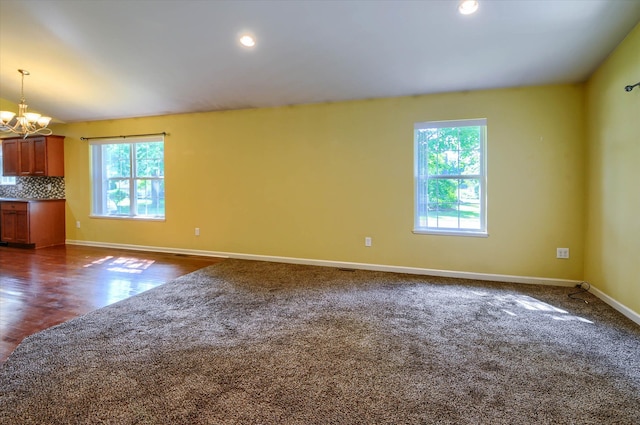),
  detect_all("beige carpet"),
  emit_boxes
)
[1,259,639,424]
